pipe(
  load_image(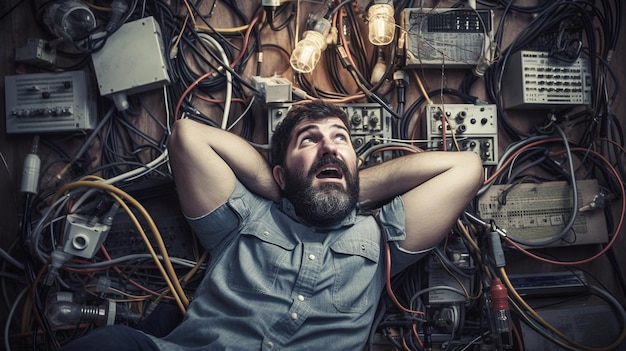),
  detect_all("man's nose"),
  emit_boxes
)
[319,136,338,156]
